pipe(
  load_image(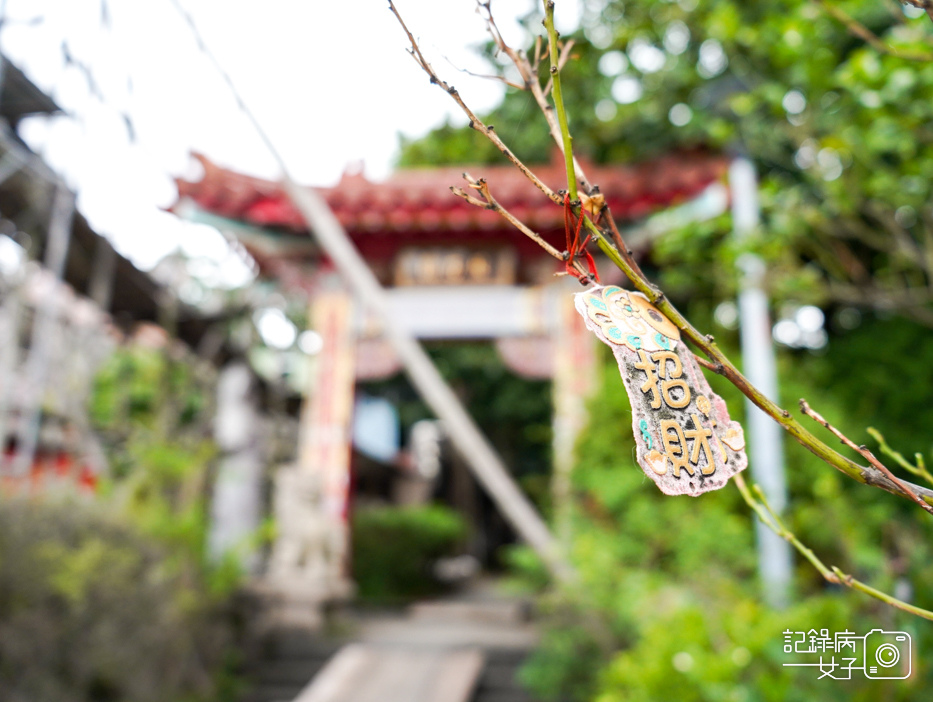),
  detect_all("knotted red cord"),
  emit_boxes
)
[563,193,600,284]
